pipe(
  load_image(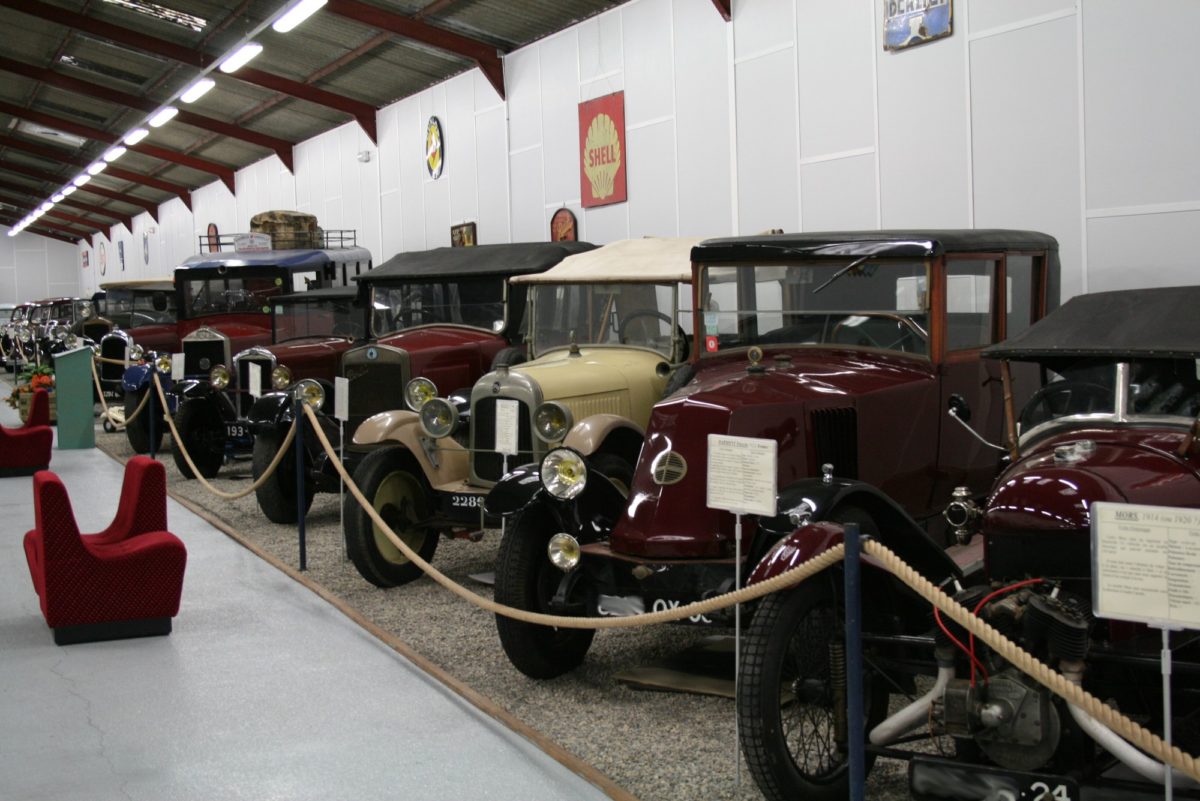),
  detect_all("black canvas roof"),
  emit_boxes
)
[275,286,359,303]
[692,229,1059,262]
[985,286,1200,360]
[357,241,595,282]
